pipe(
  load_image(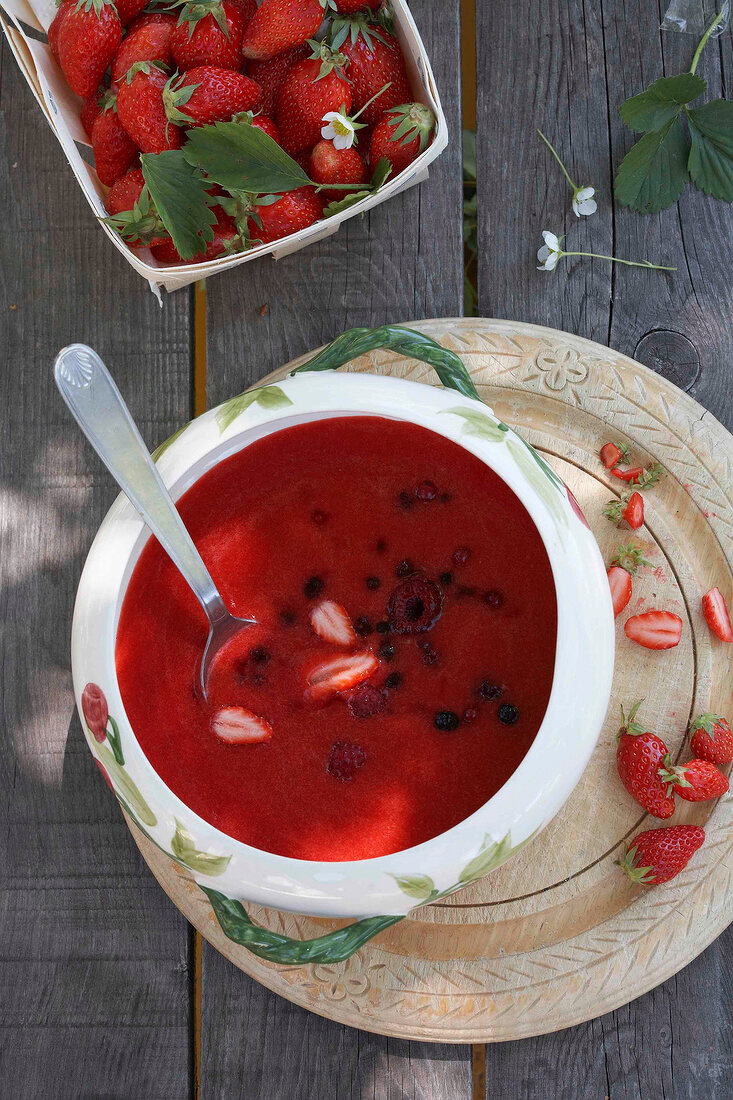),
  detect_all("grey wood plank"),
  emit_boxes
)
[200,3,470,1096]
[476,2,732,1094]
[0,43,193,1099]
